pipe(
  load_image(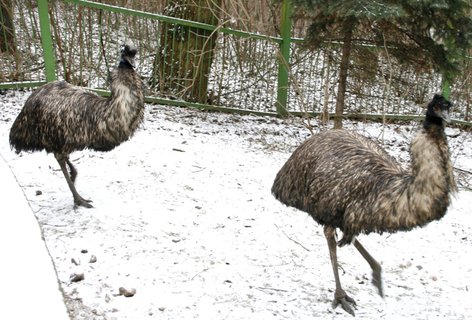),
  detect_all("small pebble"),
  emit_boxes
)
[89,255,97,263]
[70,273,85,282]
[119,287,136,297]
